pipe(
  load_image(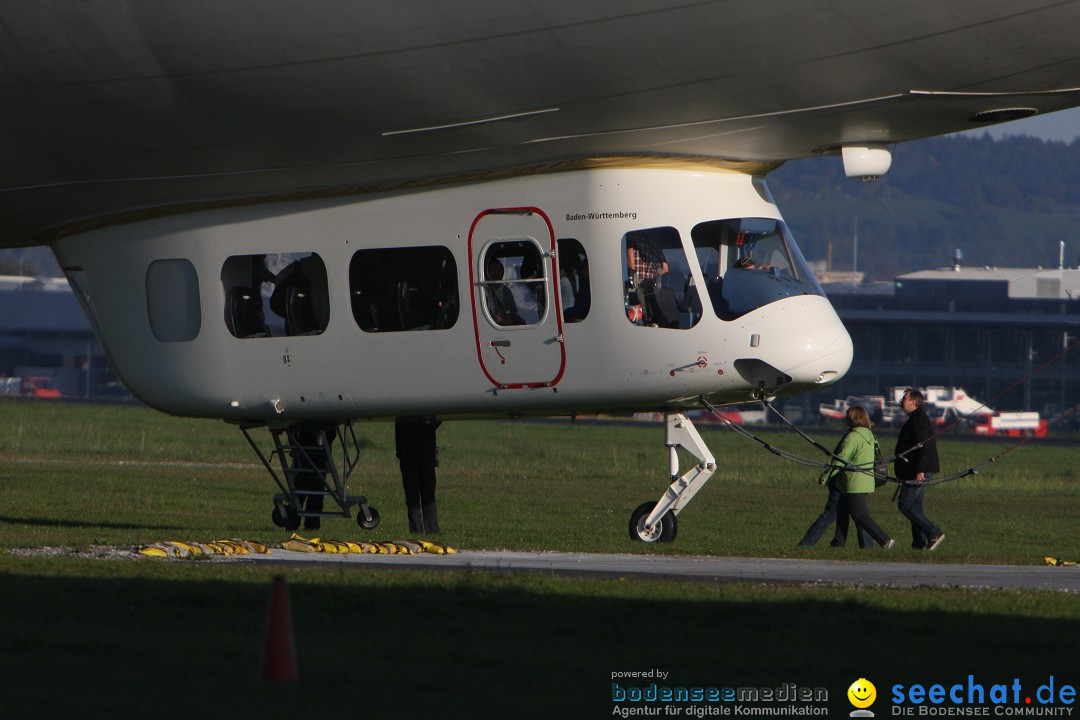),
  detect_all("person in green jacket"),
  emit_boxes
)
[819,406,895,549]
